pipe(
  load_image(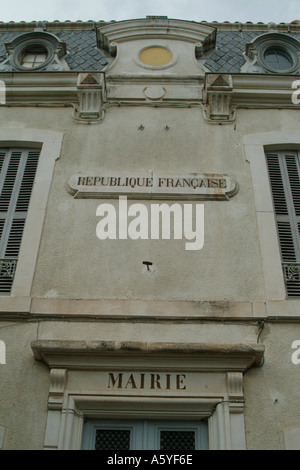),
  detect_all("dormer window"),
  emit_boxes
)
[242,32,300,74]
[0,31,68,72]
